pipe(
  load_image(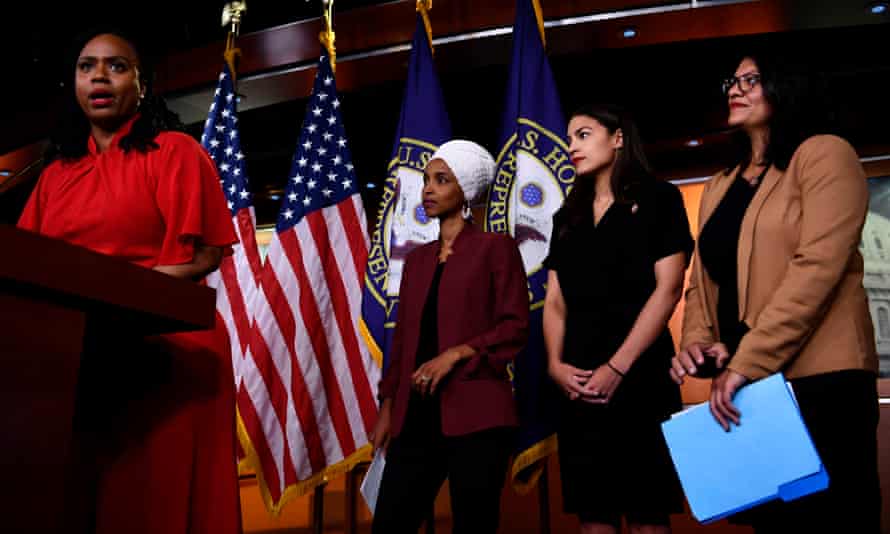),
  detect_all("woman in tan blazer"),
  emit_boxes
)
[671,52,880,532]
